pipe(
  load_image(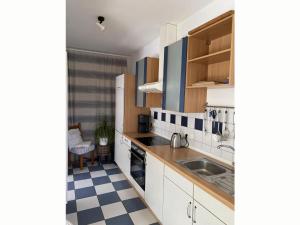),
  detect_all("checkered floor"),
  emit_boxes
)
[67,161,159,225]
